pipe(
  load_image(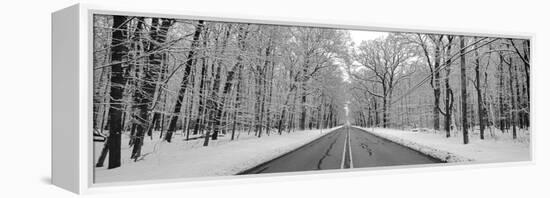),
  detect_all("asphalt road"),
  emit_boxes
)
[239,126,442,175]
